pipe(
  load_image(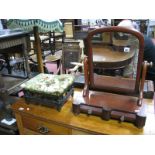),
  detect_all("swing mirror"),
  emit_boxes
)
[85,26,144,95]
